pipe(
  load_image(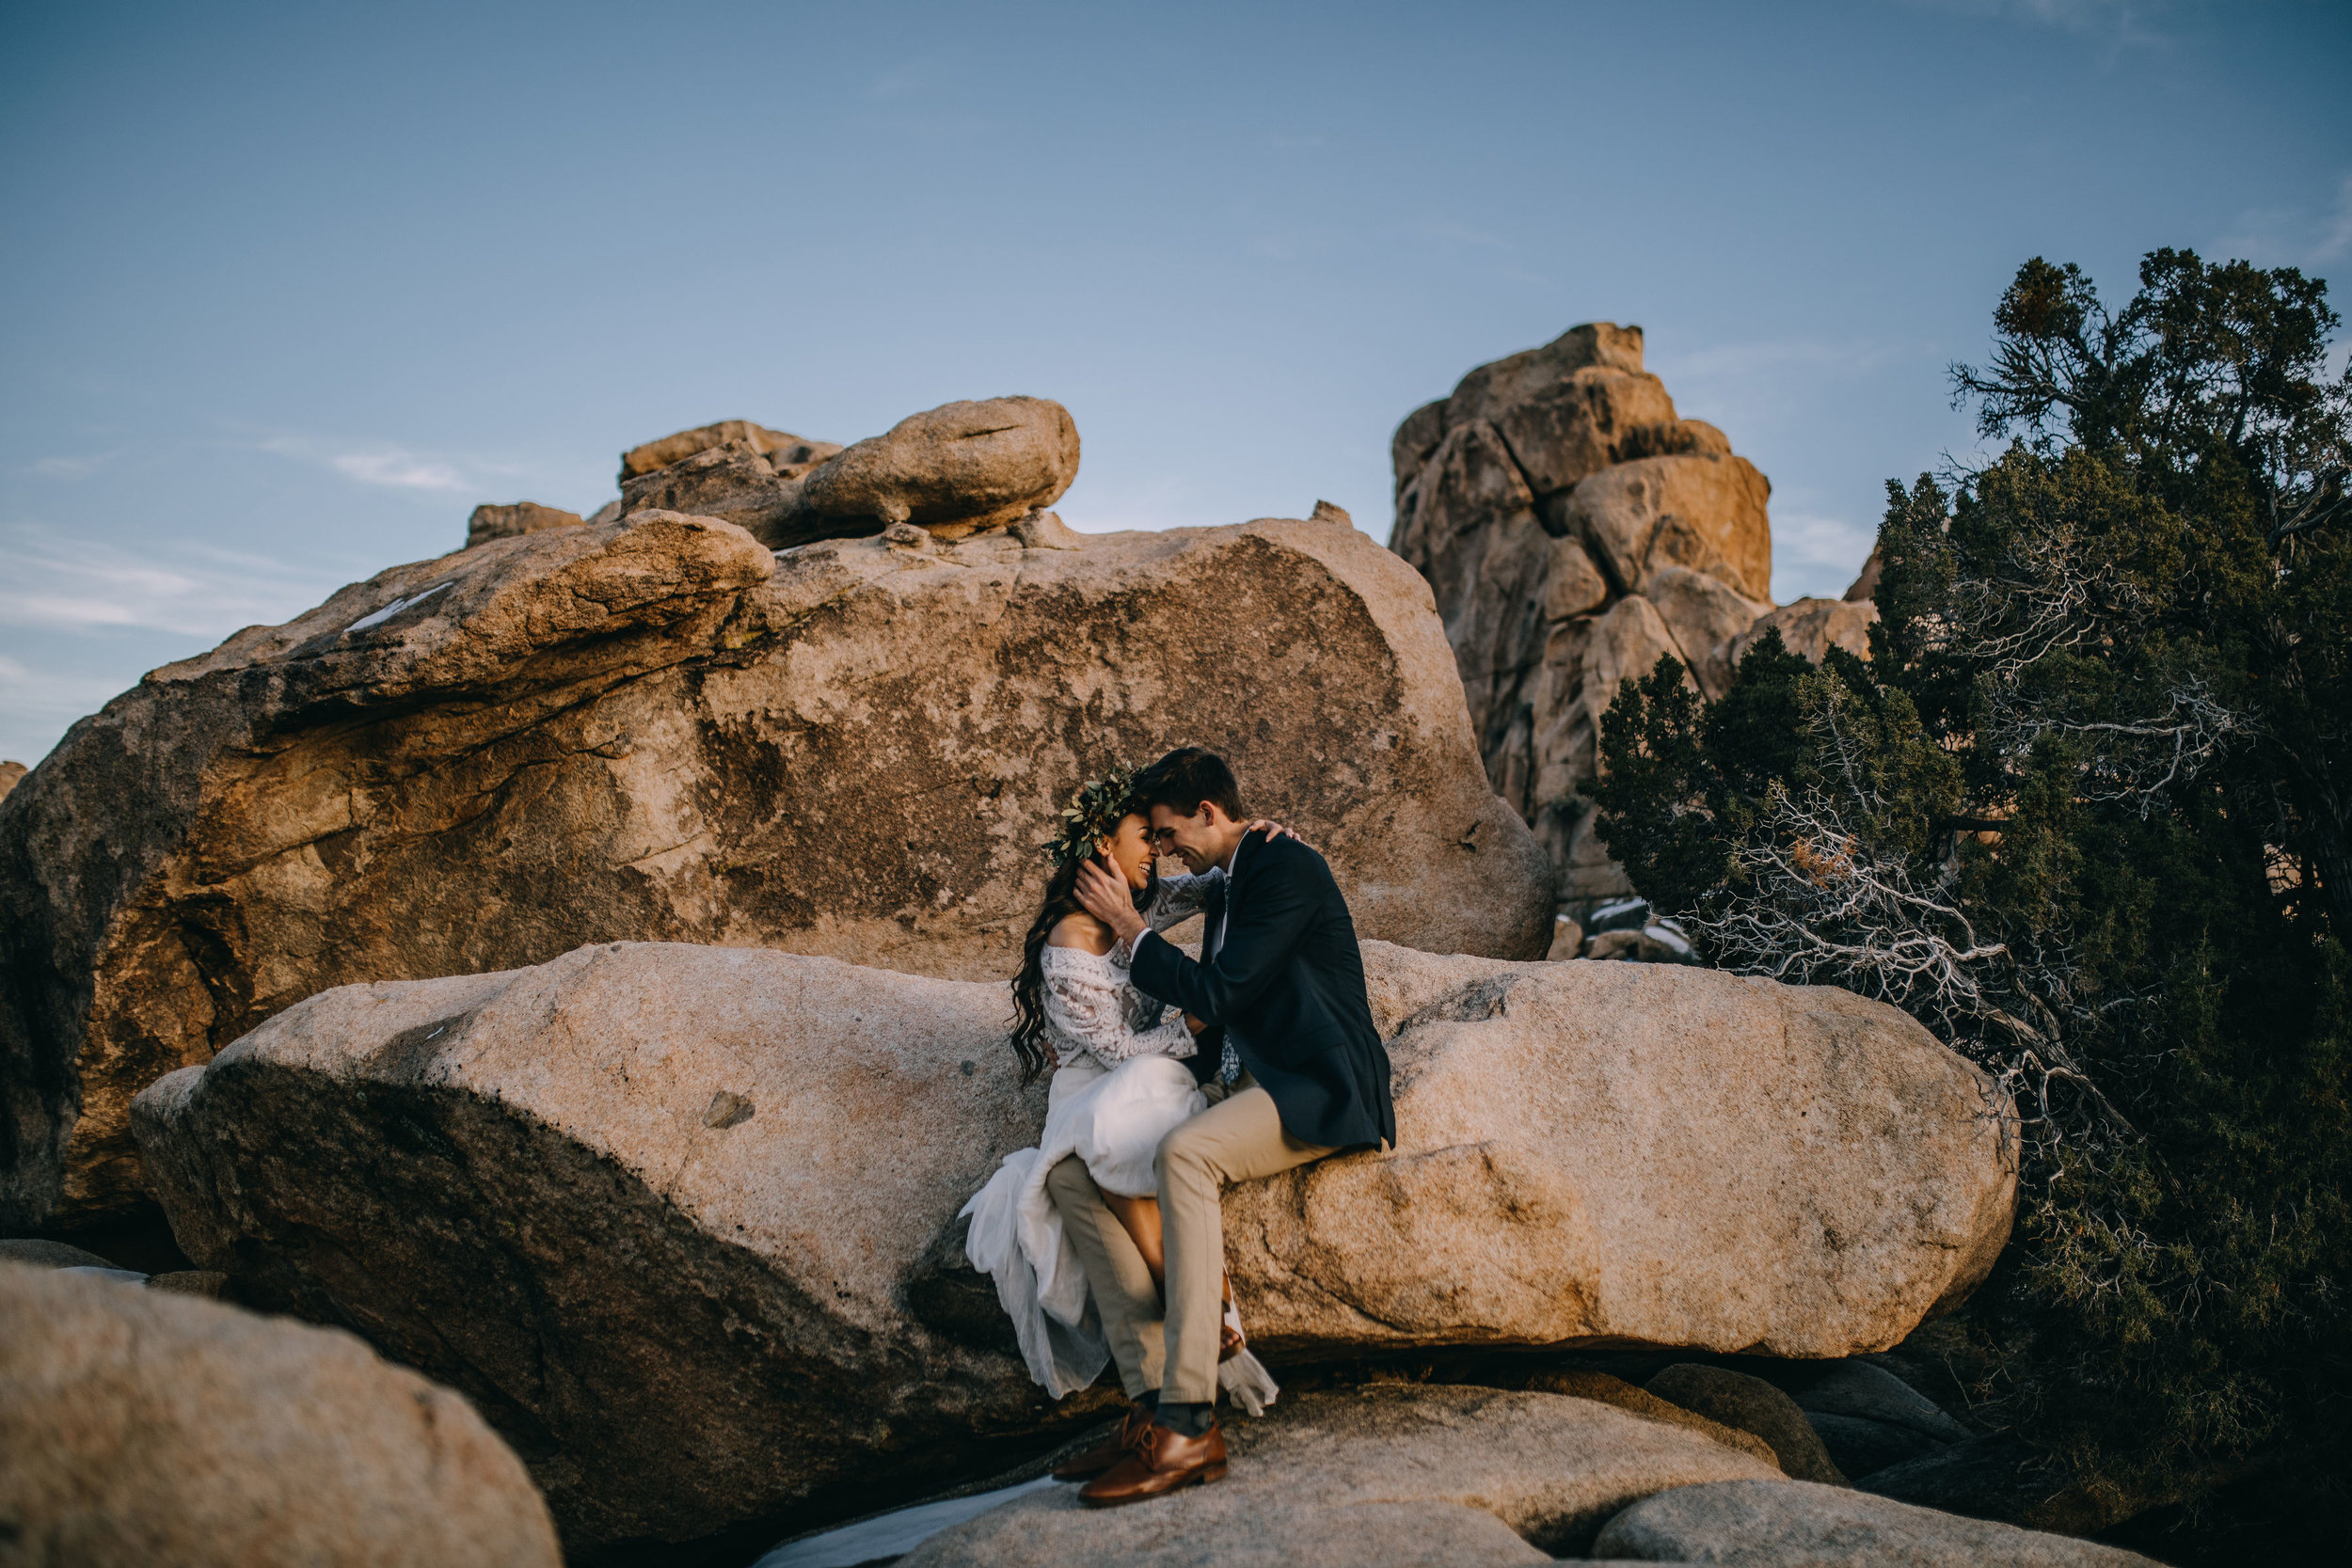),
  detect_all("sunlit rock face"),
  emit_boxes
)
[2,507,1551,1225]
[1390,324,1786,908]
